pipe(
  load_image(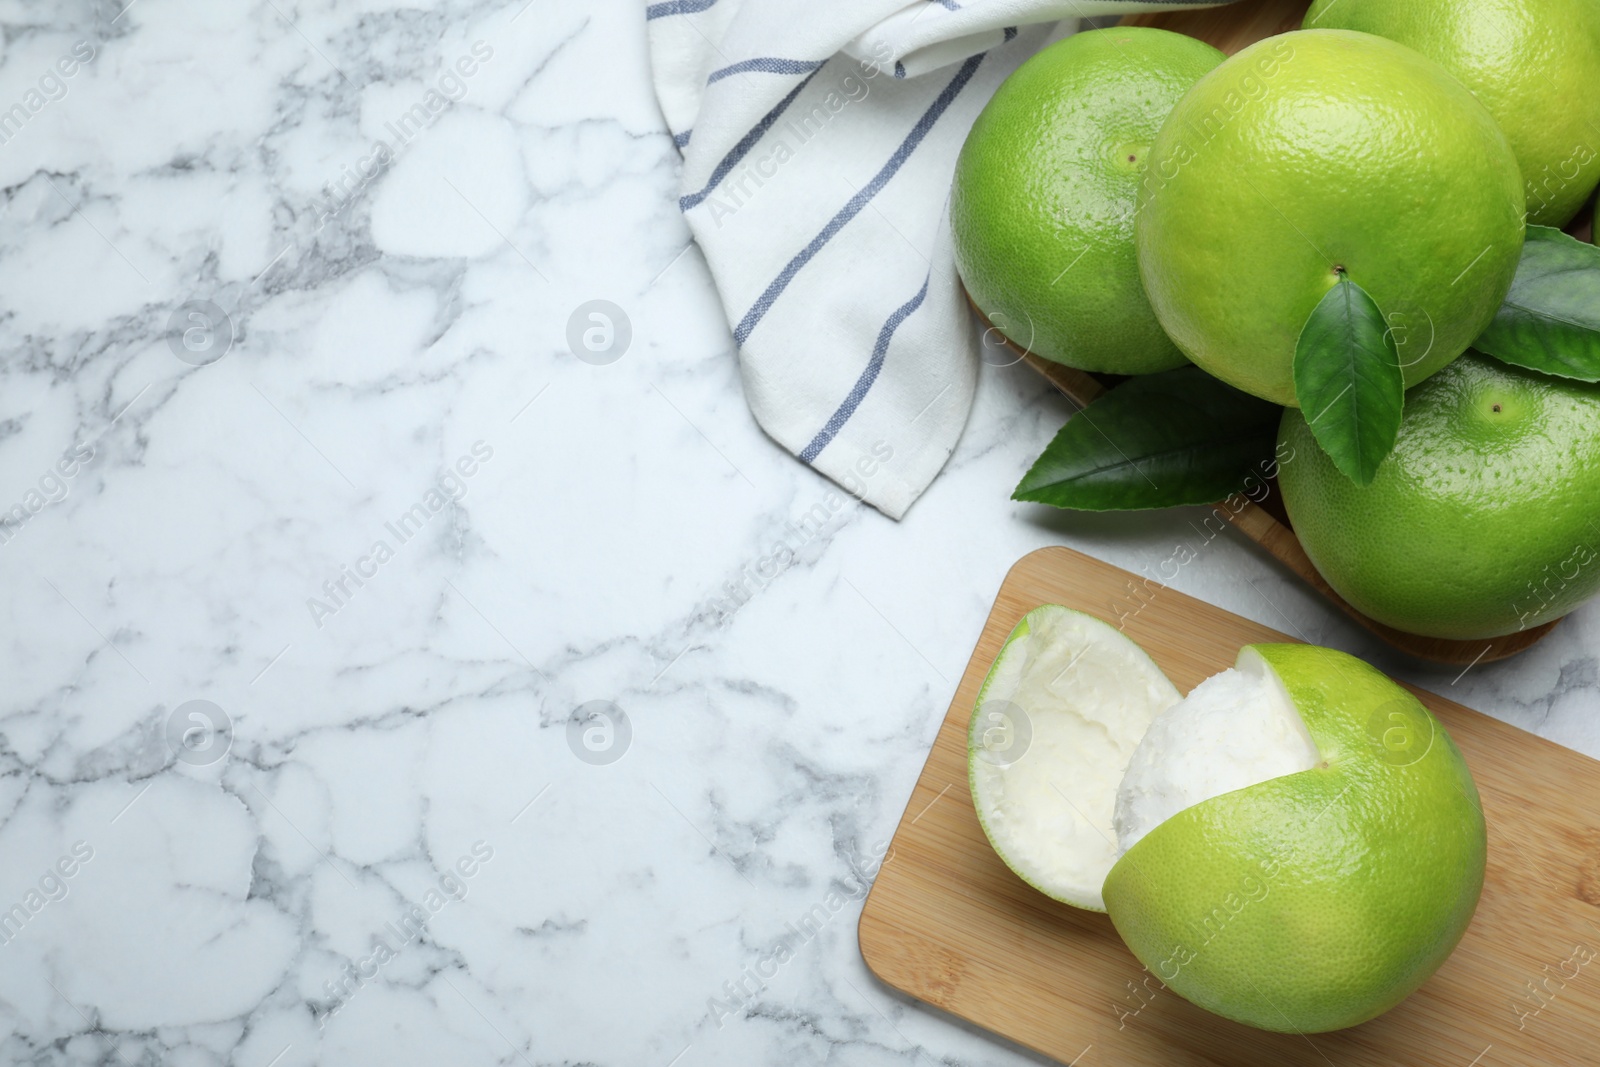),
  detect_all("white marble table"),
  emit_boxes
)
[0,2,1594,1065]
